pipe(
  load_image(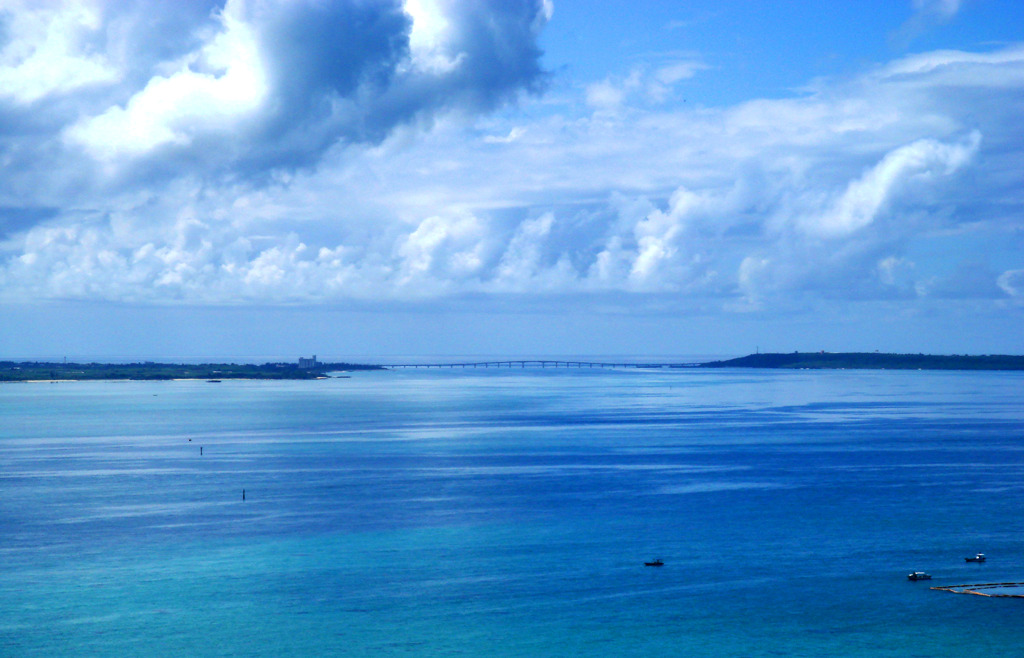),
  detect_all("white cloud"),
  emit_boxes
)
[997,270,1024,297]
[585,74,636,109]
[4,0,547,188]
[799,132,980,238]
[655,61,705,85]
[0,1,119,104]
[585,60,705,109]
[395,213,488,292]
[494,213,558,289]
[895,0,964,45]
[483,127,526,144]
[65,2,268,160]
[1,31,1023,311]
[404,0,464,74]
[874,44,1024,82]
[624,187,718,289]
[737,257,772,308]
[912,0,962,20]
